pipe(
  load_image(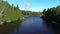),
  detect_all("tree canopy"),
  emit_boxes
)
[42,5,60,22]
